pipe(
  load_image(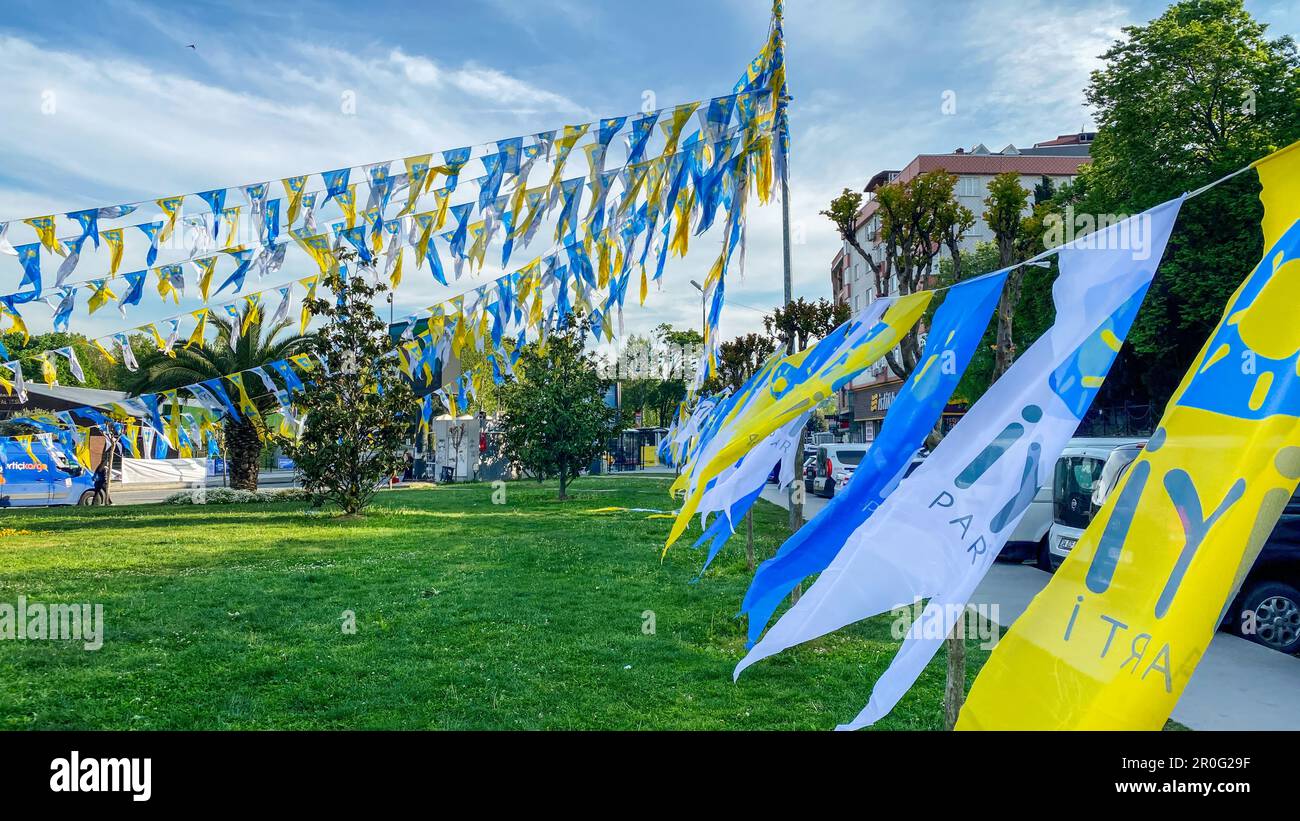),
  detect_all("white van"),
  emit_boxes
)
[998,484,1056,570]
[1048,438,1149,569]
[811,444,869,498]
